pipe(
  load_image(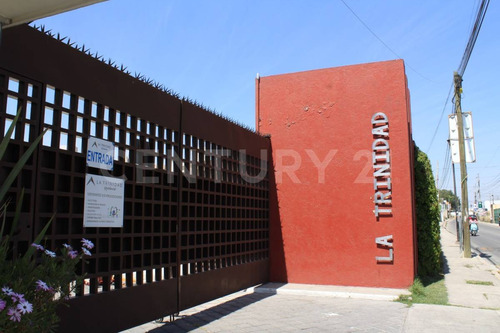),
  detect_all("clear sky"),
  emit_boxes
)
[35,0,500,206]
